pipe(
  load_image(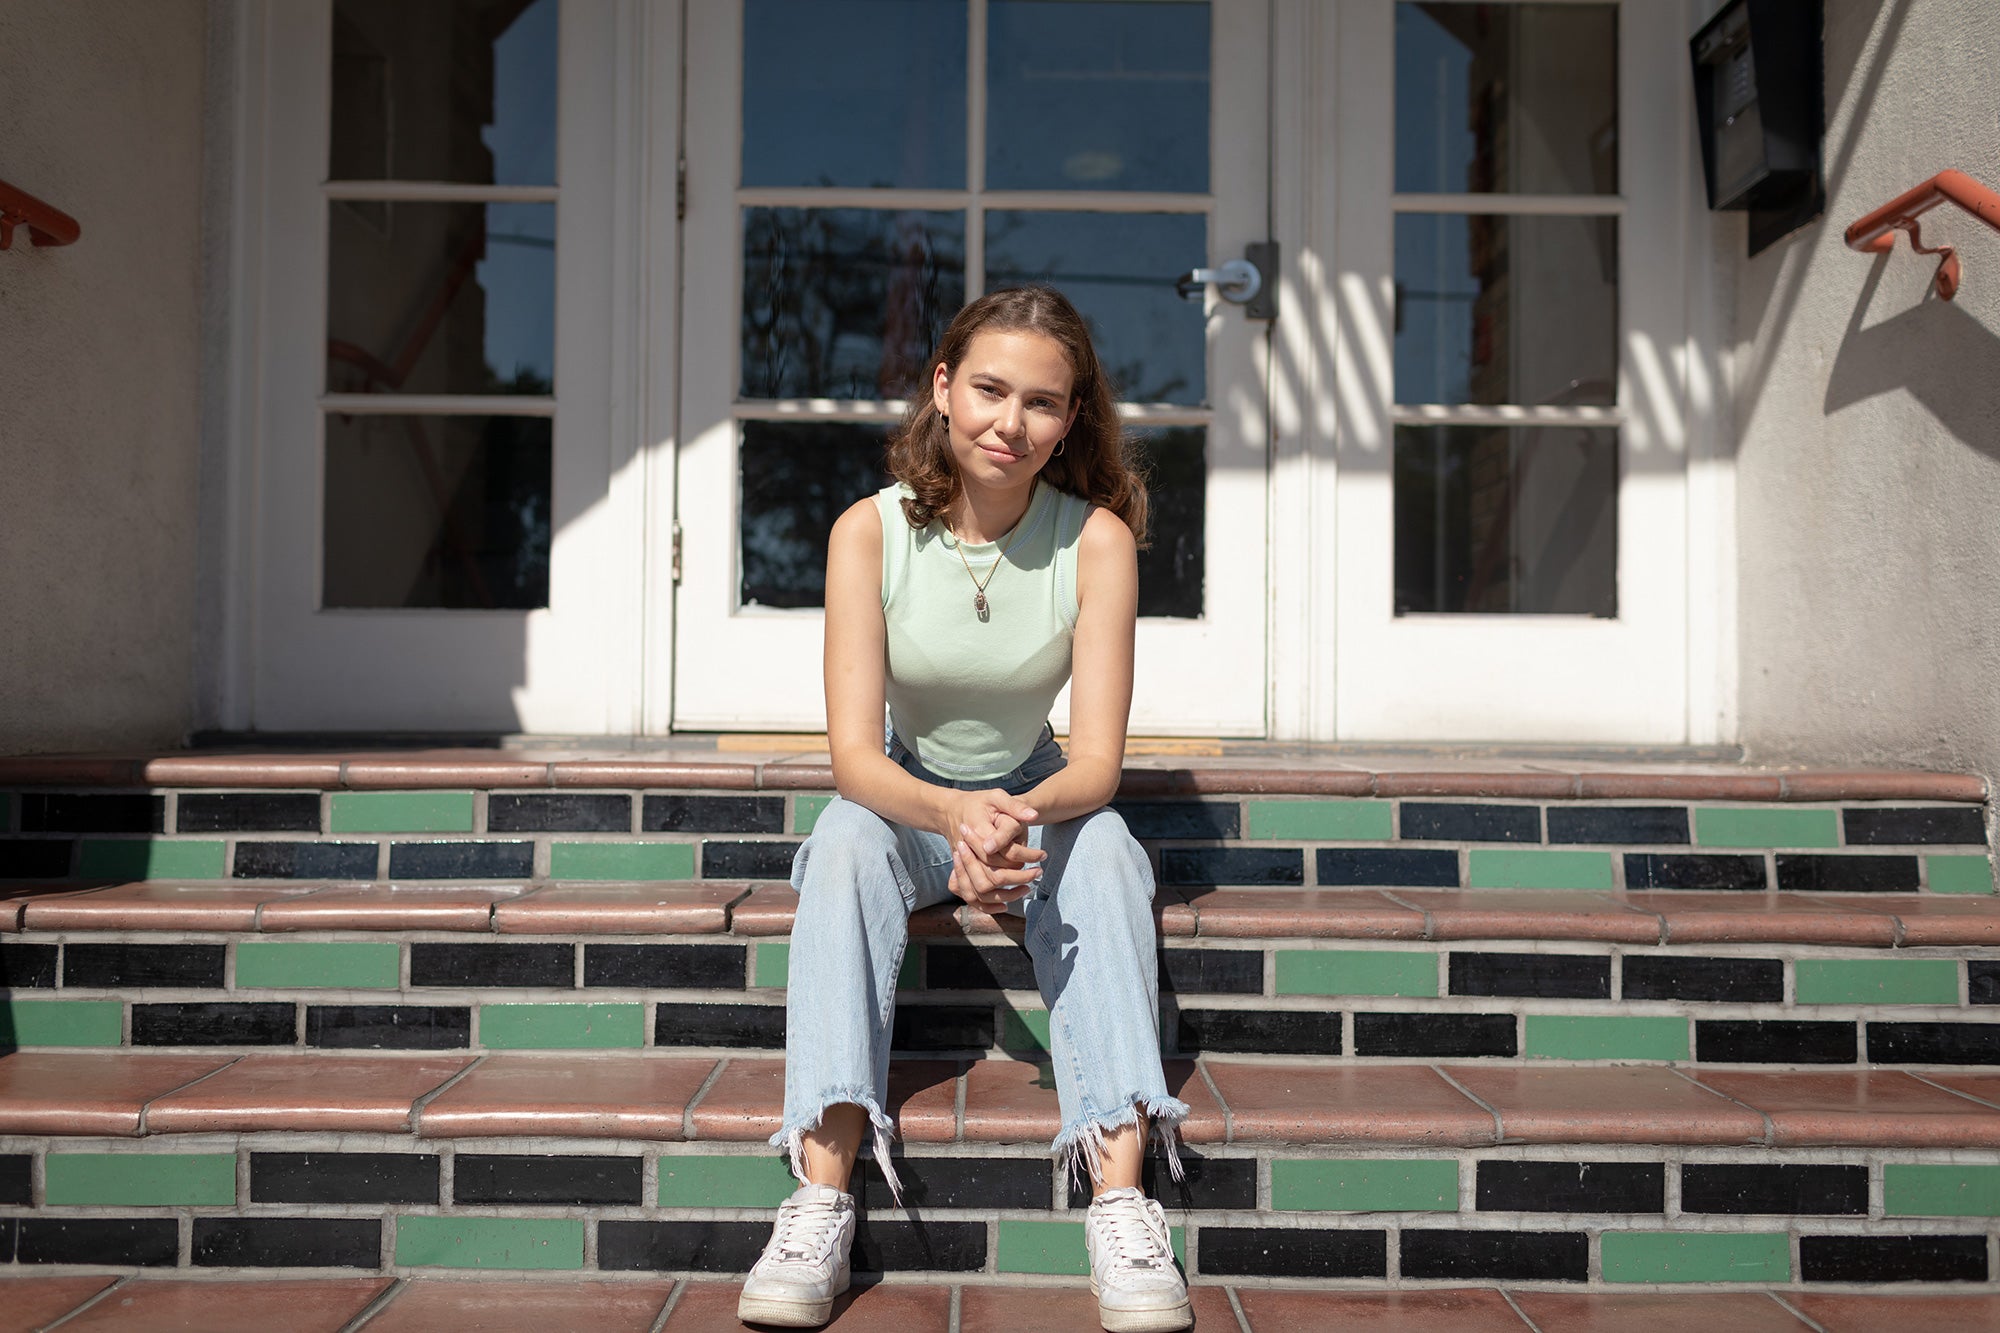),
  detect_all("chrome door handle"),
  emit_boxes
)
[1175,258,1262,304]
